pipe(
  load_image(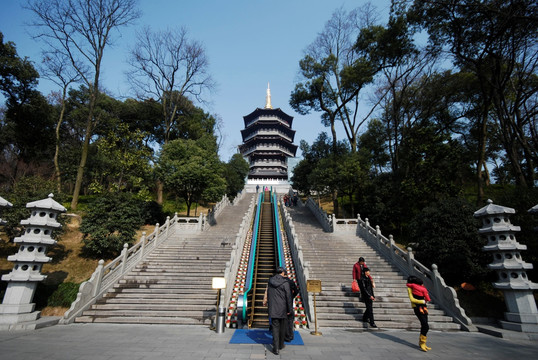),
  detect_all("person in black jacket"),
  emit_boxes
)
[359,267,377,328]
[284,273,299,342]
[266,267,293,355]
